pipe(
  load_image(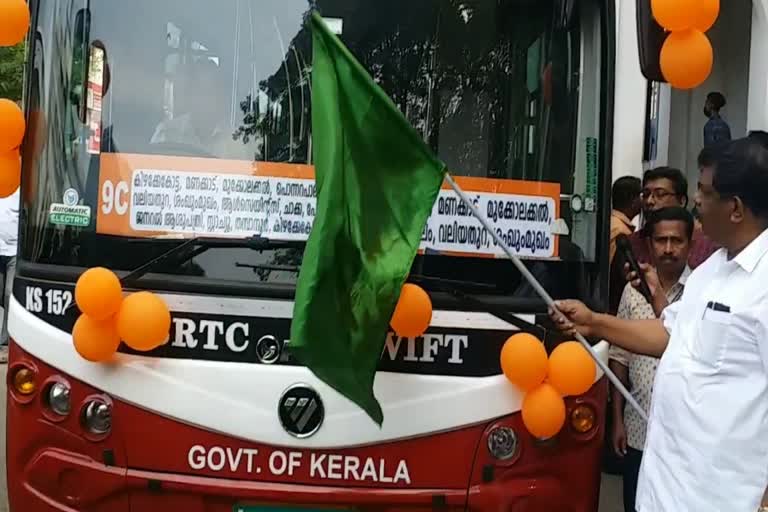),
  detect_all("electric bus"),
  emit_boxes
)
[6,1,619,510]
